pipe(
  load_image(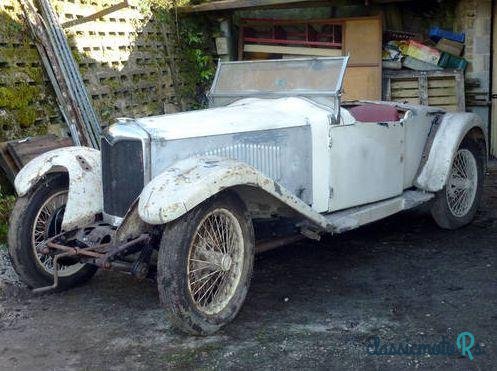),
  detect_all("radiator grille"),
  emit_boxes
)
[203,143,282,180]
[101,137,144,217]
